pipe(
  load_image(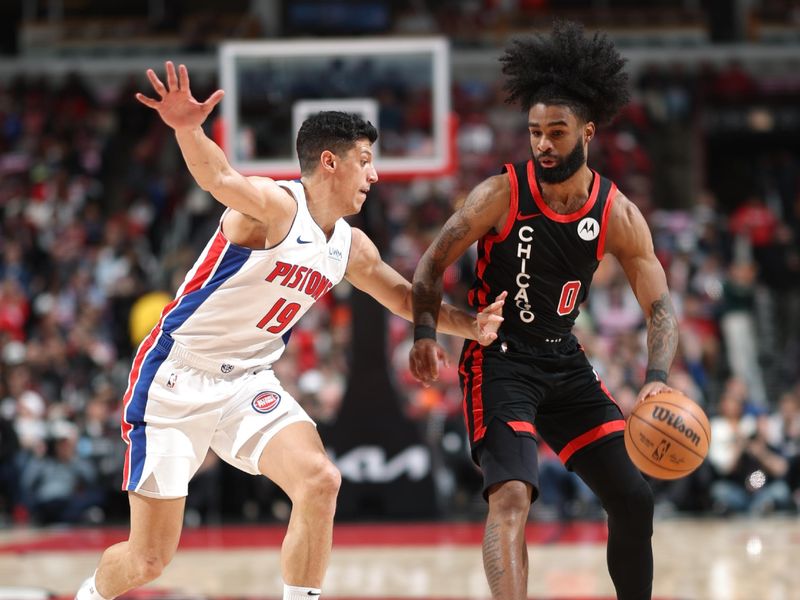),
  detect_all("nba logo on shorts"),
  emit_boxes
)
[252,391,281,413]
